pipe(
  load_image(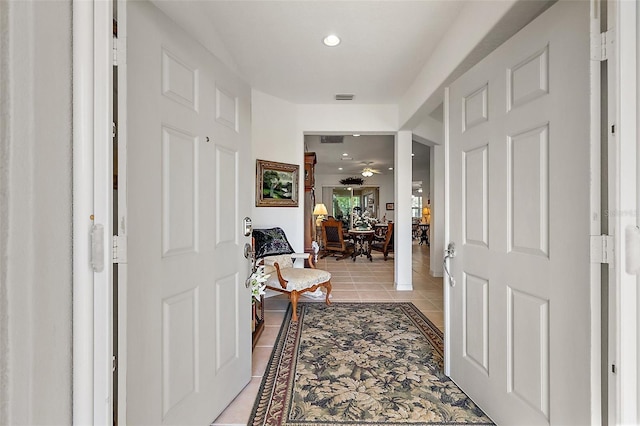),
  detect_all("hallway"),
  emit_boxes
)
[213,242,443,424]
